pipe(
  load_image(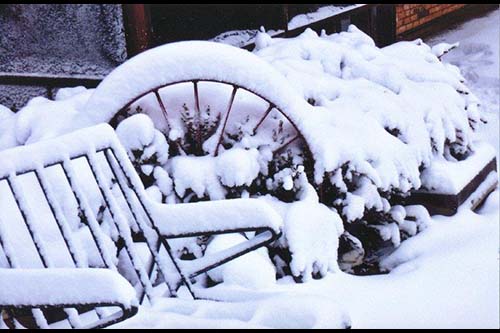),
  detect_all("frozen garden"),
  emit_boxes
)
[0,5,498,329]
